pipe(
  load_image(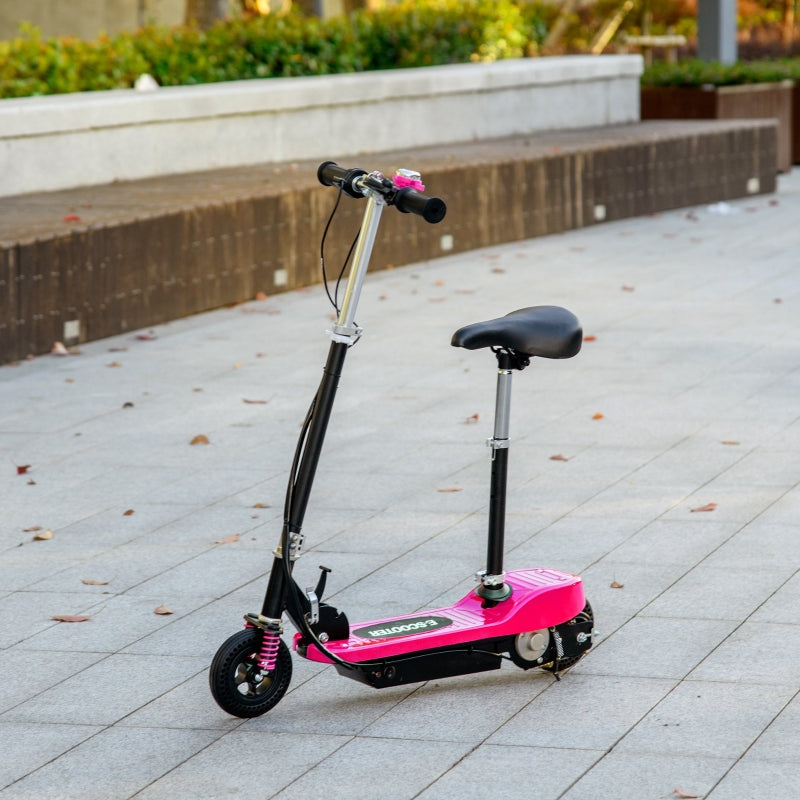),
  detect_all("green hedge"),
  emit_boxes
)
[642,58,800,87]
[0,1,553,99]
